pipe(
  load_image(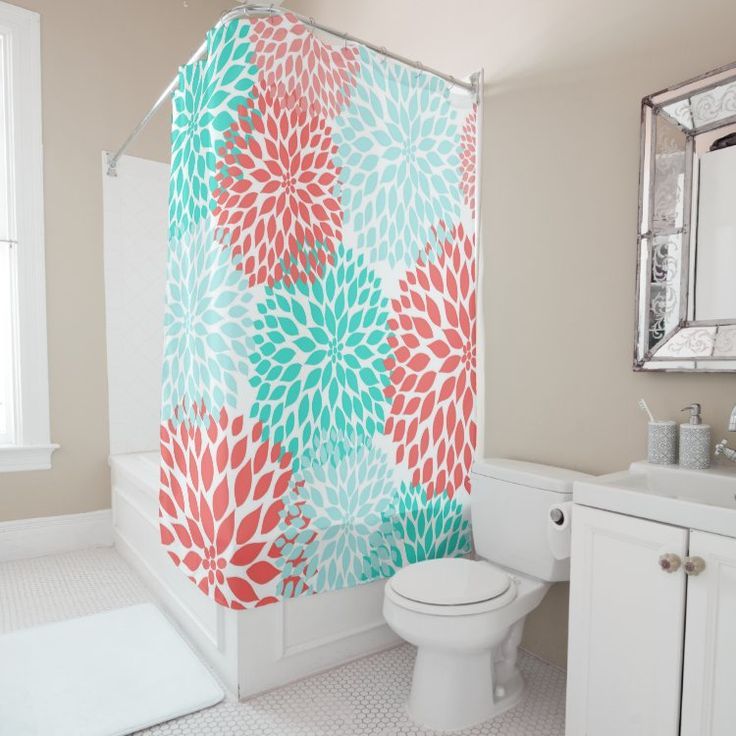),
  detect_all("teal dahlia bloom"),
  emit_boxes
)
[362,482,472,577]
[169,19,258,239]
[248,243,392,465]
[392,482,472,564]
